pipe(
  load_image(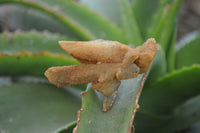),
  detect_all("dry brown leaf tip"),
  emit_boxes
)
[45,38,159,111]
